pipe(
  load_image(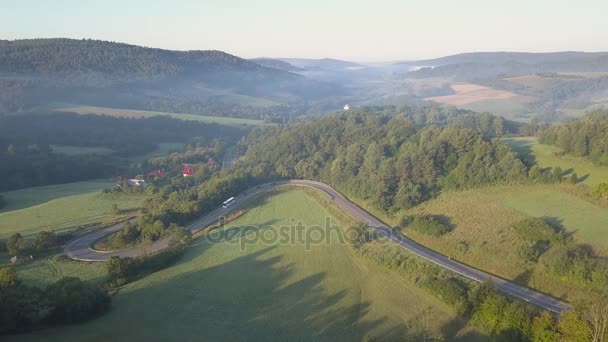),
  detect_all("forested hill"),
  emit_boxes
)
[0,39,290,81]
[250,58,305,72]
[0,39,345,118]
[403,51,608,80]
[241,107,526,213]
